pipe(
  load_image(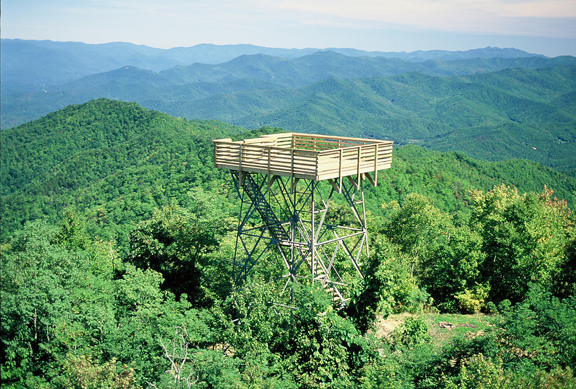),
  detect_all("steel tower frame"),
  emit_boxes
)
[213,133,393,303]
[231,171,370,302]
